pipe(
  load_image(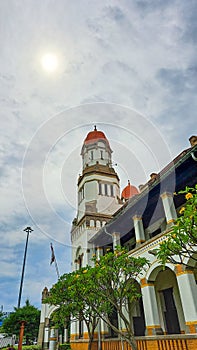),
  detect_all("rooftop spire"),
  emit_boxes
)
[94,125,97,131]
